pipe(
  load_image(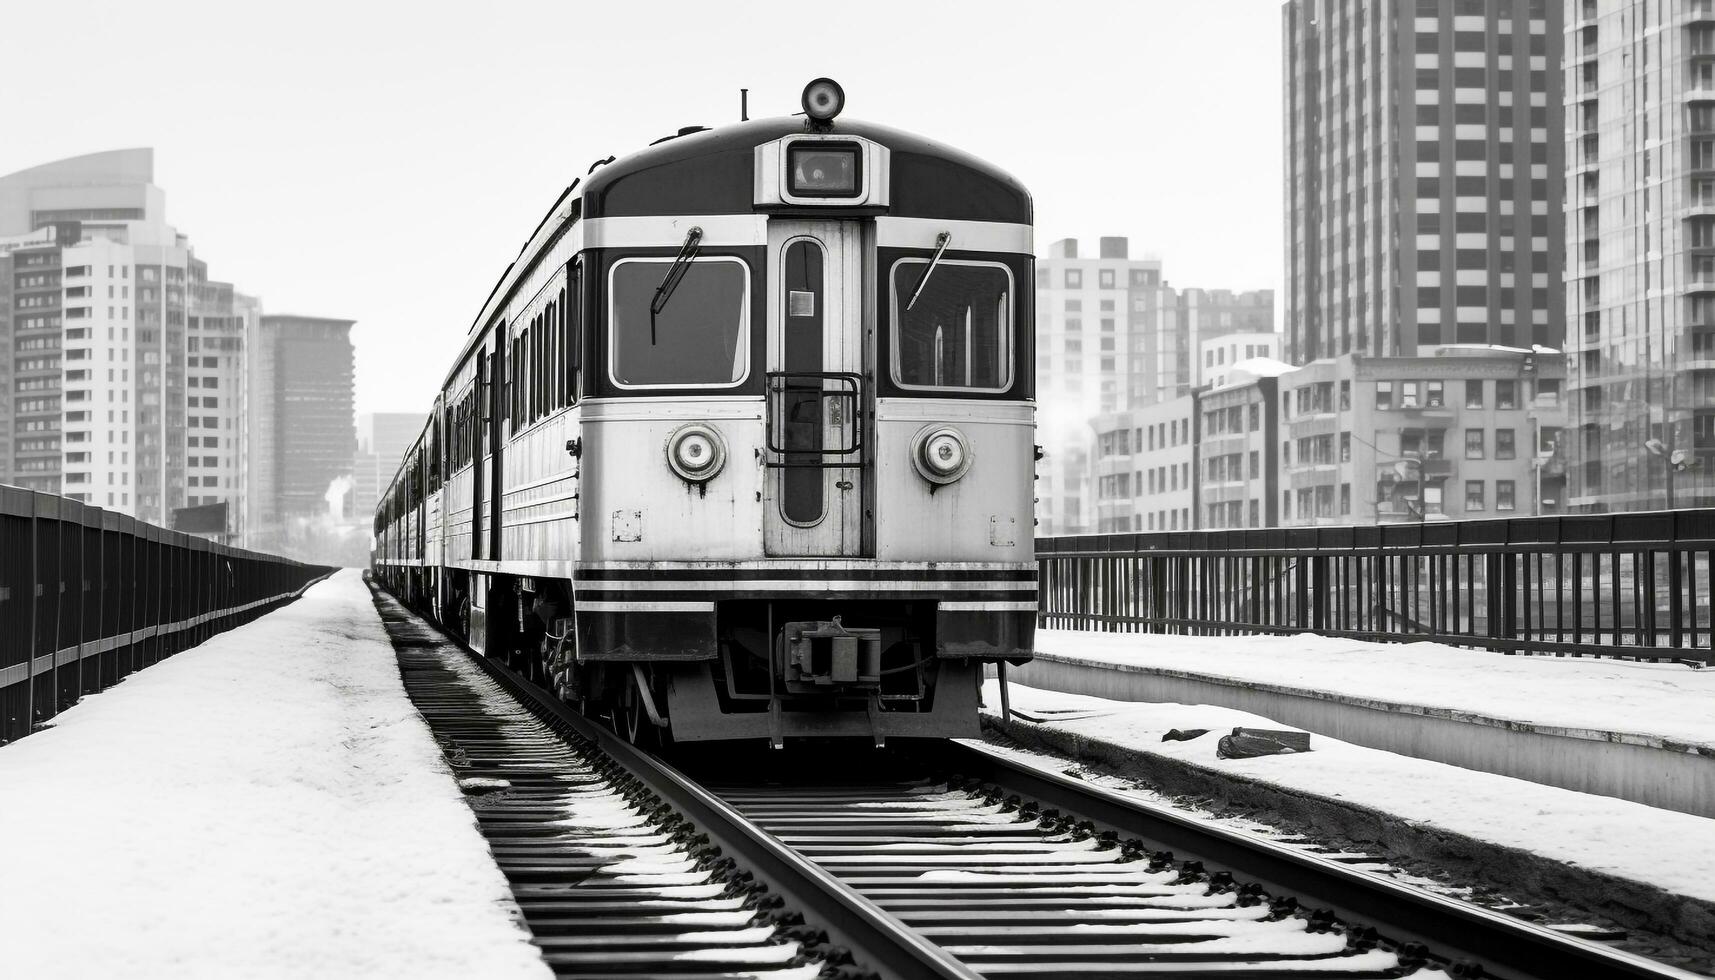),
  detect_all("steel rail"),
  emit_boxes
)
[468,652,980,980]
[931,738,1701,980]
